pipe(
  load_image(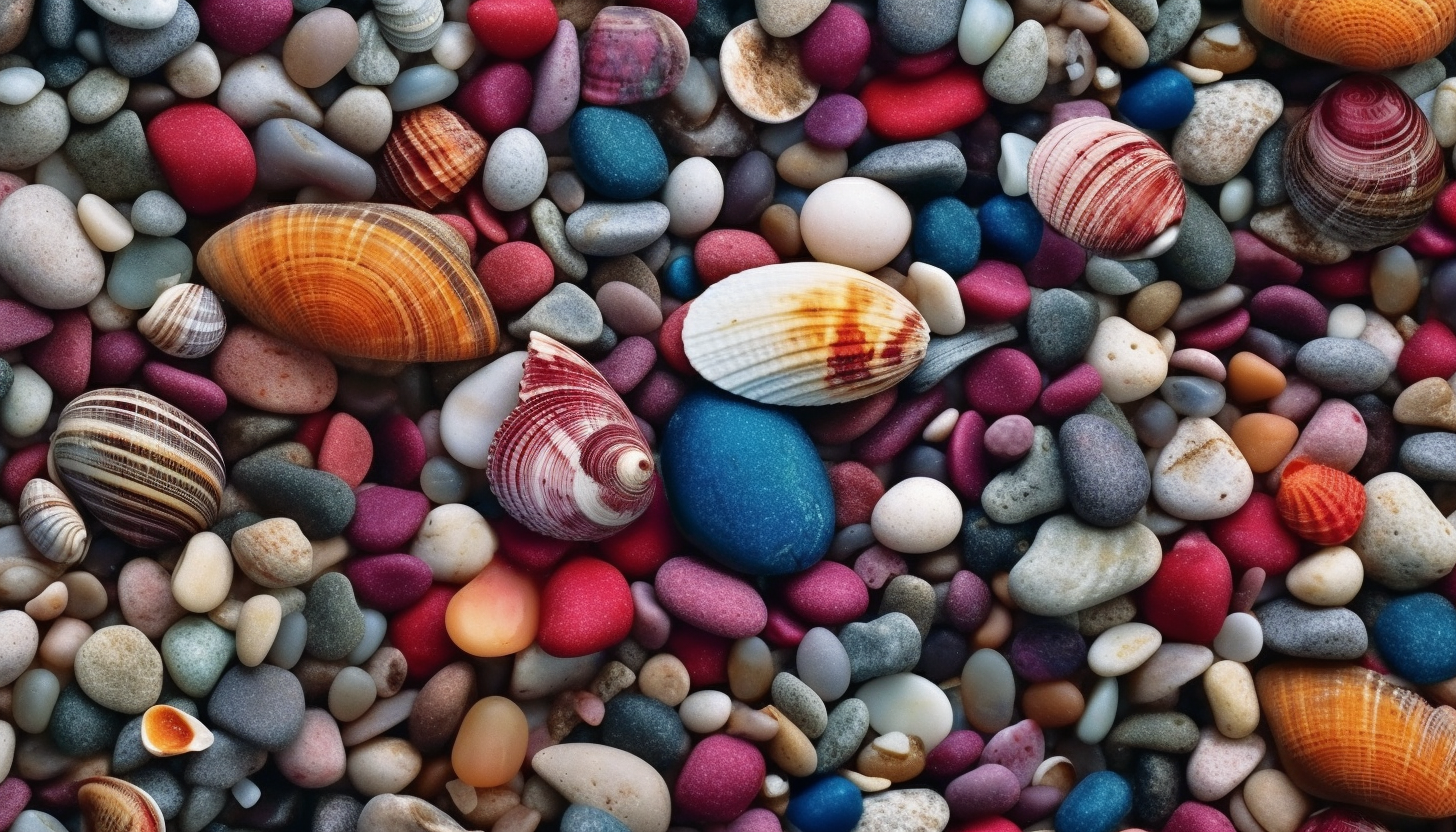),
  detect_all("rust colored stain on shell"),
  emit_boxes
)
[788,283,922,389]
[144,706,192,750]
